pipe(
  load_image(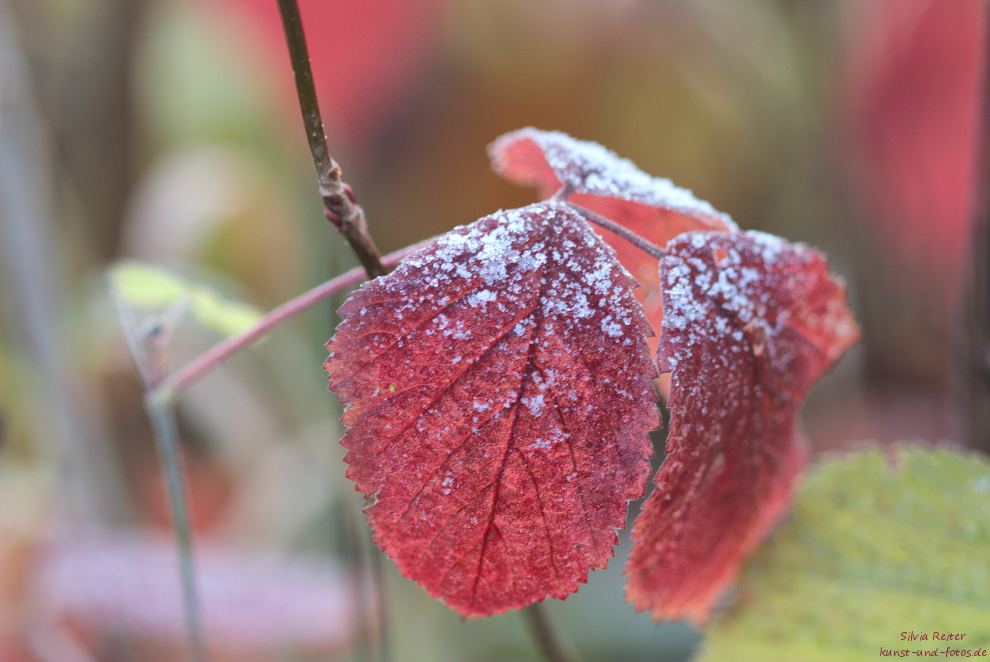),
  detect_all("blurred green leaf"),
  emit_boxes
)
[700,447,990,662]
[109,261,261,337]
[109,261,189,308]
[189,287,262,338]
